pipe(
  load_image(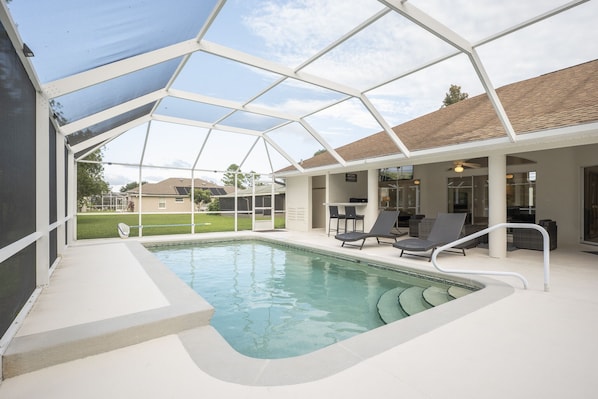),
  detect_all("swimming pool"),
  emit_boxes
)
[149,239,478,359]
